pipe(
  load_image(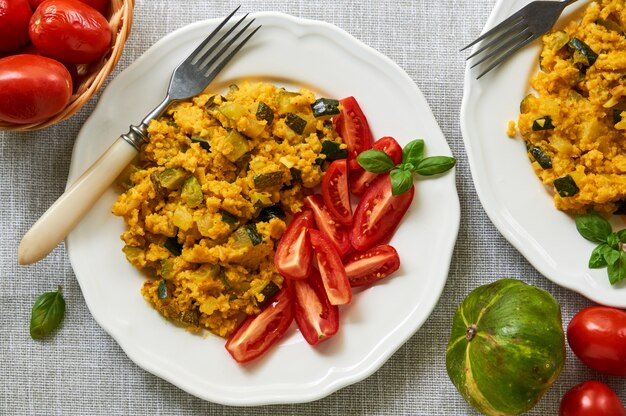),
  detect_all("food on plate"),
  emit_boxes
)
[29,0,112,64]
[343,244,400,287]
[560,380,626,416]
[30,287,65,340]
[334,96,373,160]
[0,0,32,53]
[29,0,108,13]
[513,0,626,214]
[446,279,565,416]
[567,305,626,376]
[0,54,72,123]
[112,82,345,338]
